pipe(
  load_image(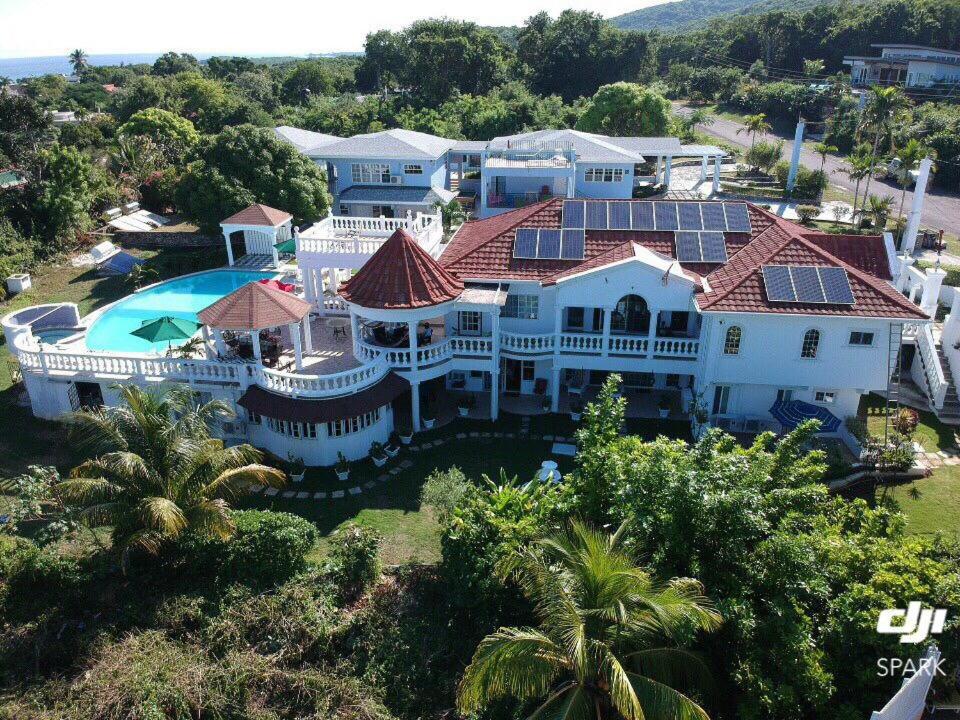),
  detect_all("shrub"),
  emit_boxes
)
[796,204,820,224]
[176,510,318,588]
[325,523,381,601]
[774,162,828,199]
[0,538,84,622]
[746,140,783,173]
